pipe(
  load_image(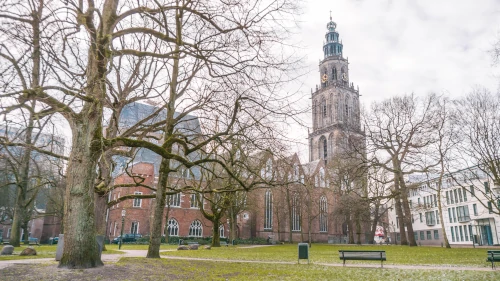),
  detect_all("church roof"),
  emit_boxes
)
[301,159,322,176]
